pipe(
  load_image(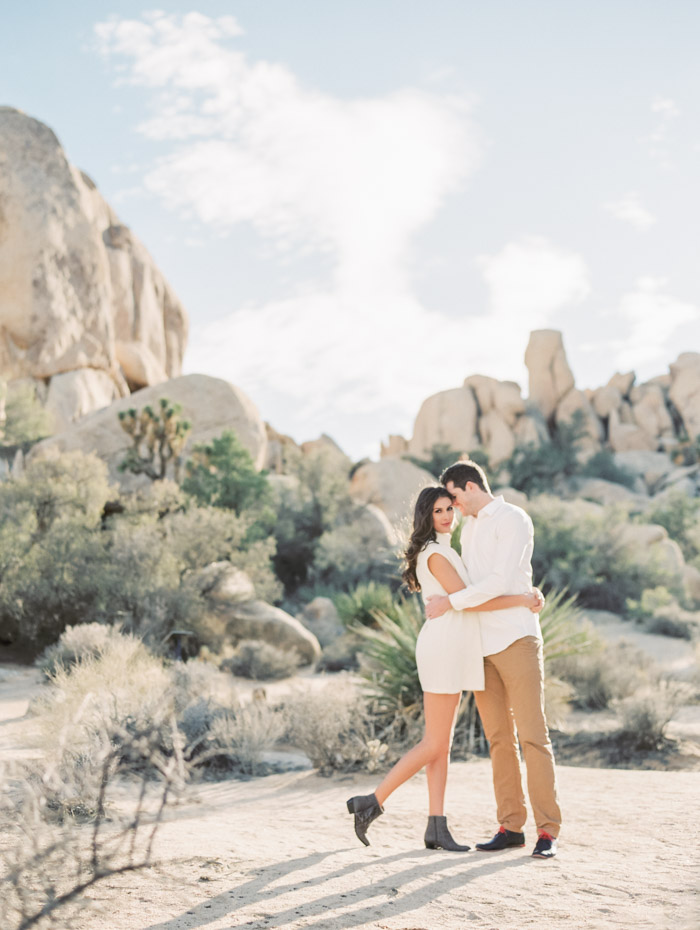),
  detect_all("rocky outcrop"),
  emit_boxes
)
[669,353,700,441]
[29,373,267,487]
[407,386,479,459]
[524,330,575,421]
[0,107,188,430]
[349,459,436,527]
